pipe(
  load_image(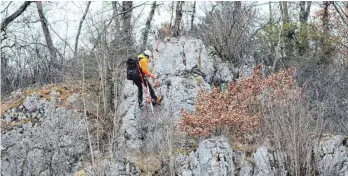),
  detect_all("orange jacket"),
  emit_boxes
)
[137,54,155,78]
